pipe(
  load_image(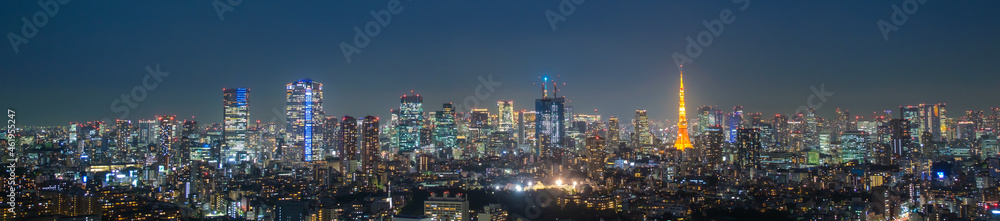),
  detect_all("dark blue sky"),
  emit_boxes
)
[3,1,999,126]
